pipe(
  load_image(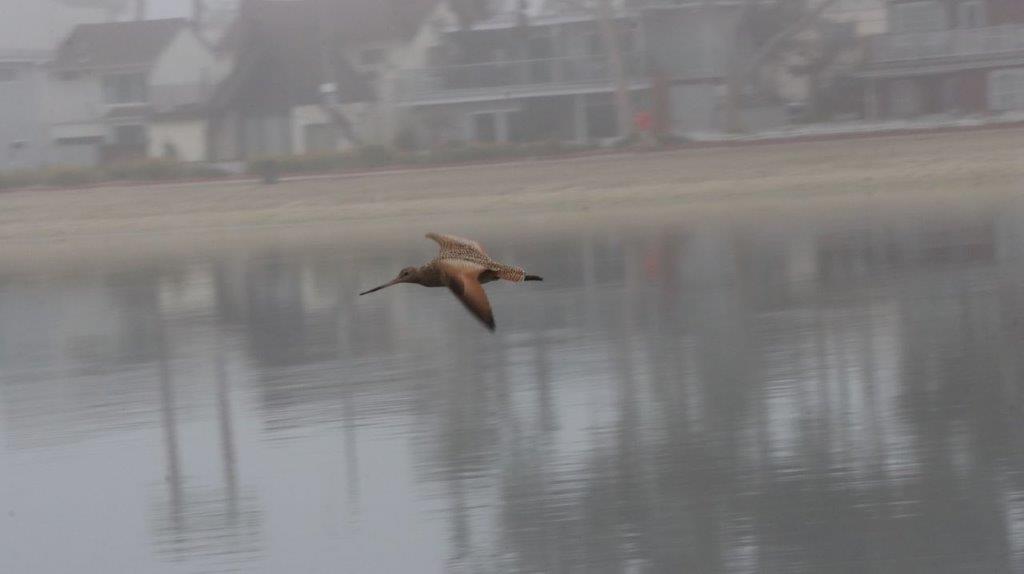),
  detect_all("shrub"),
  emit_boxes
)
[244,141,601,178]
[44,166,103,188]
[0,169,42,190]
[105,159,184,181]
[353,145,396,168]
[0,159,234,191]
[184,164,230,179]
